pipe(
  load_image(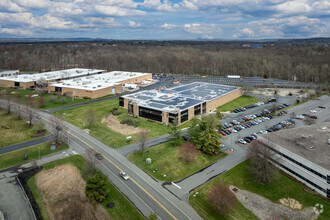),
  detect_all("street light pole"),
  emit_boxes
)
[38,146,40,159]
